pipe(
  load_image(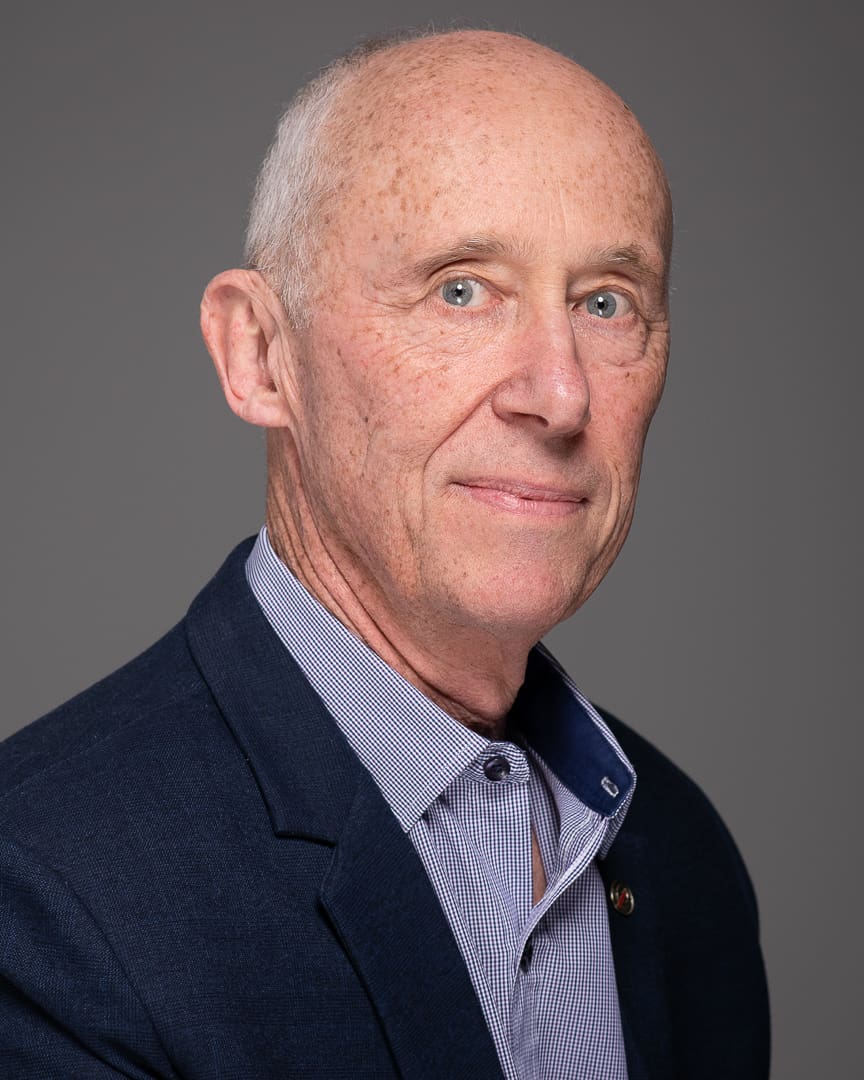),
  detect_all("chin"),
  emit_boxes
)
[441,566,588,640]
